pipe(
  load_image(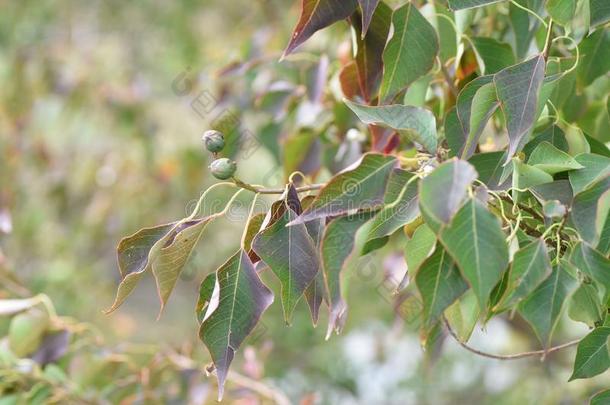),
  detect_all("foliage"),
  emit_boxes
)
[102,0,610,399]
